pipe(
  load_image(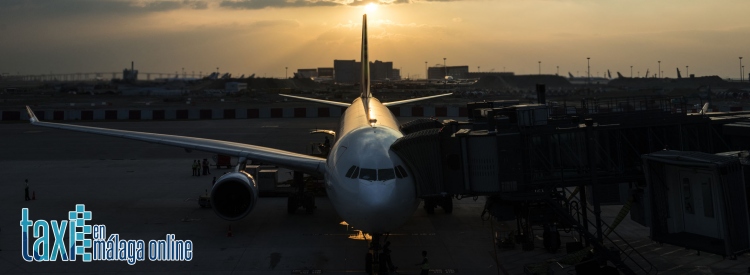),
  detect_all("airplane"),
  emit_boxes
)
[25,13,451,257]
